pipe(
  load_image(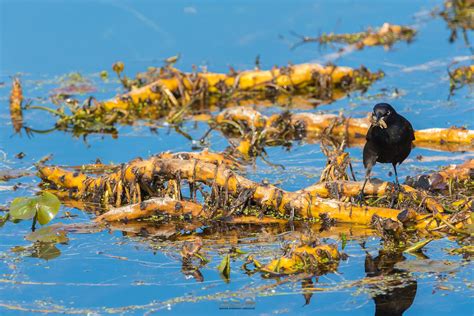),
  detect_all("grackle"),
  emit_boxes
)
[358,103,415,205]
